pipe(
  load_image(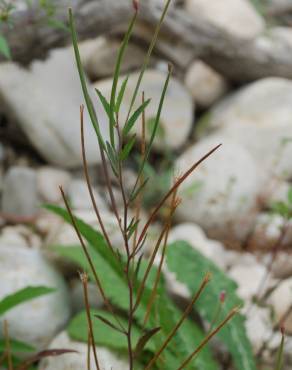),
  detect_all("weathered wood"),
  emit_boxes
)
[2,0,292,82]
